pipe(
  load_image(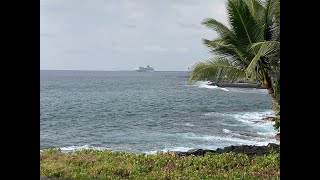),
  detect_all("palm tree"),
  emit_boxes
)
[189,0,280,128]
